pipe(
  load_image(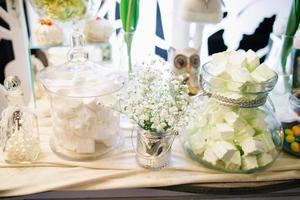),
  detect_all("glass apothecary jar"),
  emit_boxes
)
[38,32,124,160]
[182,62,283,173]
